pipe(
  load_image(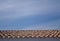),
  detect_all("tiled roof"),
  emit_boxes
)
[0,30,60,38]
